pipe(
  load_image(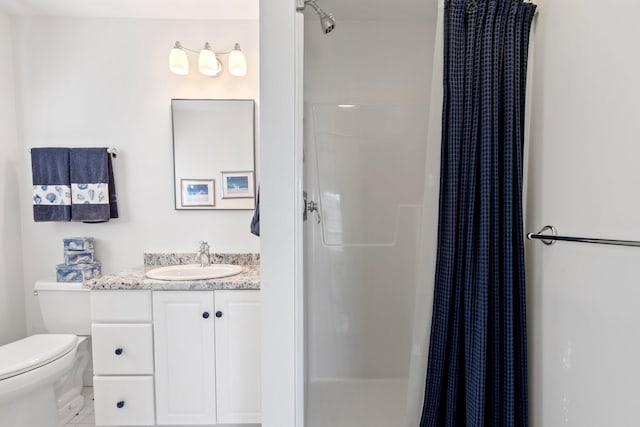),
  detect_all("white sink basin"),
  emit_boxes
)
[146,264,243,281]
